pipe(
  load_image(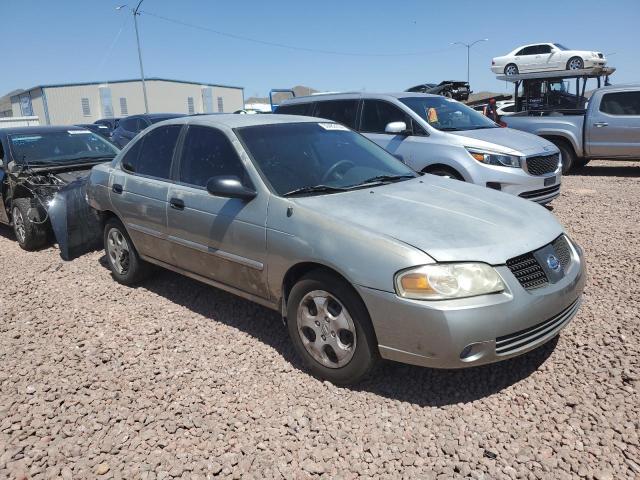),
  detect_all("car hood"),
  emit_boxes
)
[447,127,557,155]
[292,177,563,265]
